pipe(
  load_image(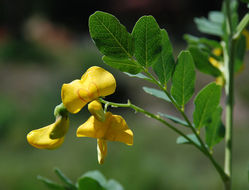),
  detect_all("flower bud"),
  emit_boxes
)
[88,100,105,122]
